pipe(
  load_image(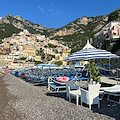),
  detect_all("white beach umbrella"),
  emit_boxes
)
[64,49,118,61]
[64,41,119,82]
